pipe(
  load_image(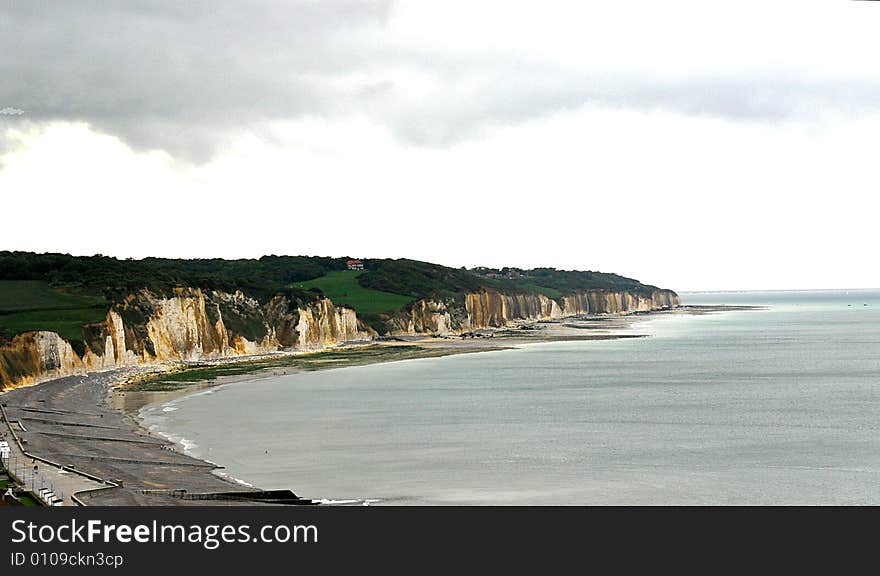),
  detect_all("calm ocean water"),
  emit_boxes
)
[141,290,880,504]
